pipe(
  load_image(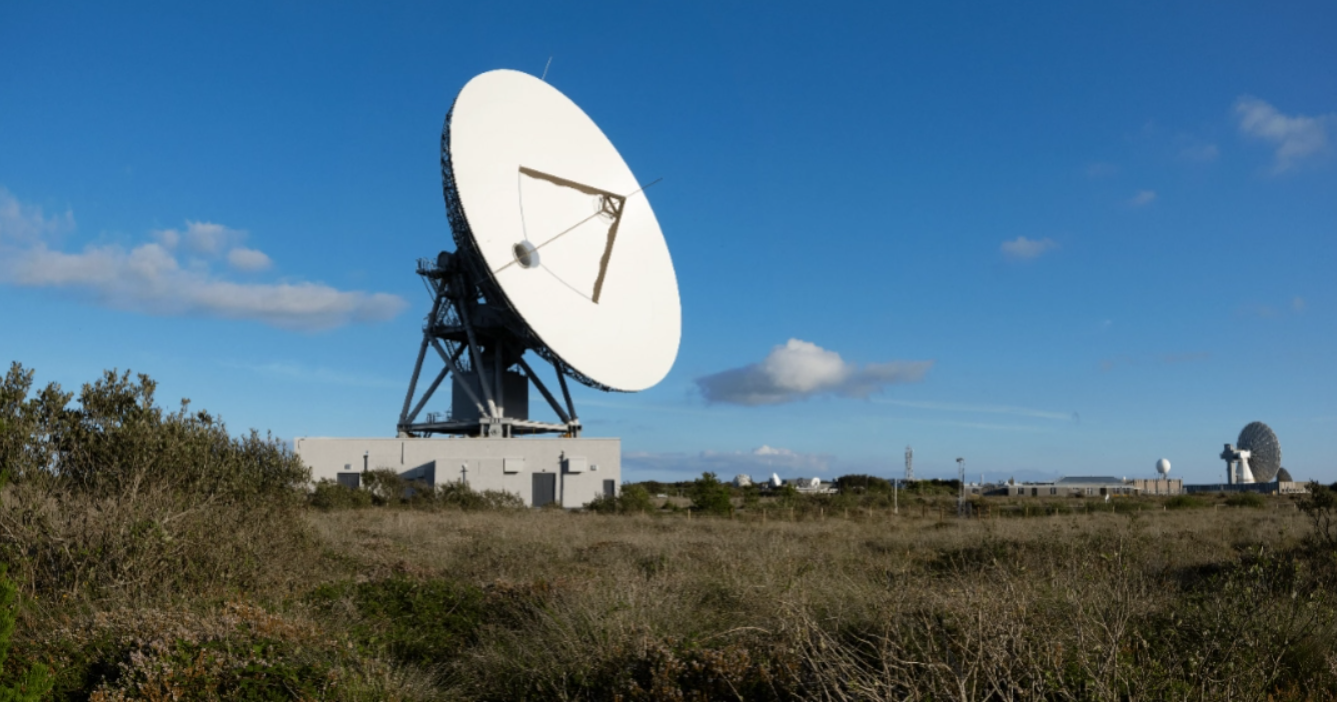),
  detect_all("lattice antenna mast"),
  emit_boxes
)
[905,446,914,481]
